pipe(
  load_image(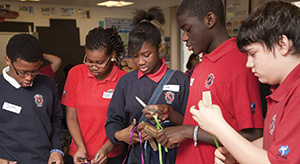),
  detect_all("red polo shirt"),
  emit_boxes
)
[138,58,167,82]
[264,64,300,163]
[61,64,127,160]
[176,38,264,164]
